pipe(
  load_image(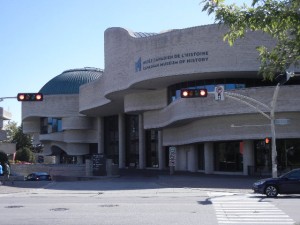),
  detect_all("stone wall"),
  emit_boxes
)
[11,164,87,177]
